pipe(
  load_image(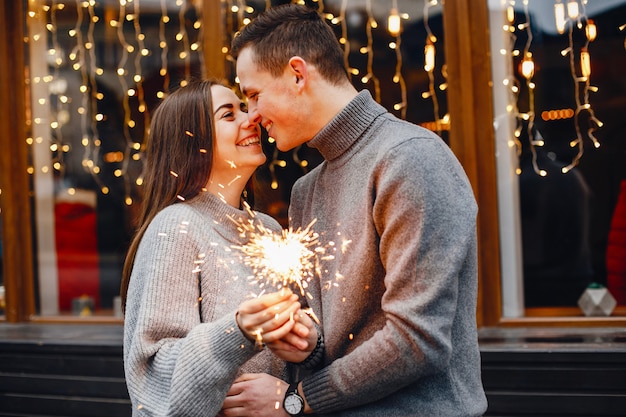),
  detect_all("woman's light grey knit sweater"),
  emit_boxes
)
[123,191,286,416]
[289,90,488,416]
